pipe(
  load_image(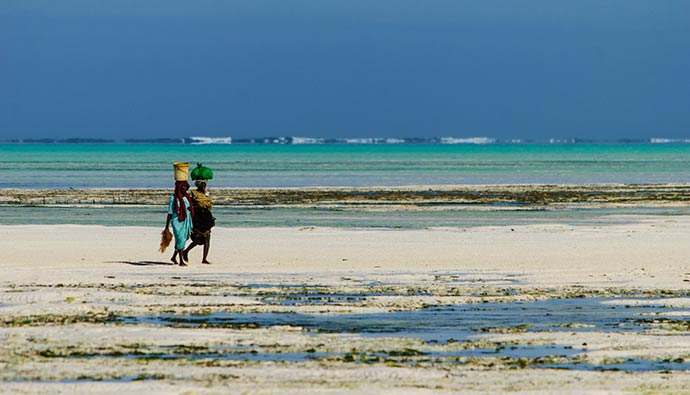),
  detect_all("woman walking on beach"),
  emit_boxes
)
[165,180,194,266]
[183,178,215,264]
